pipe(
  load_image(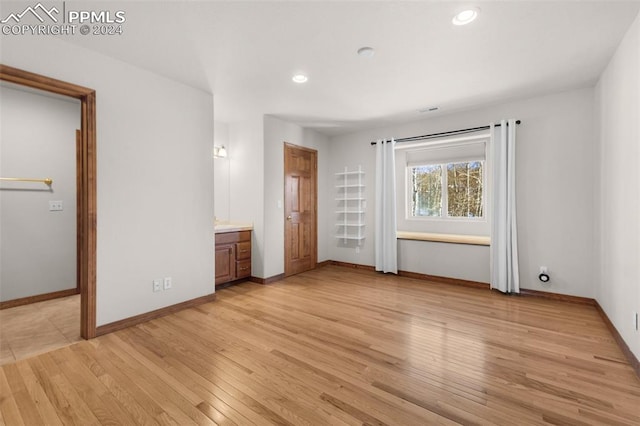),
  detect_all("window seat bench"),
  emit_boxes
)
[396,231,490,246]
